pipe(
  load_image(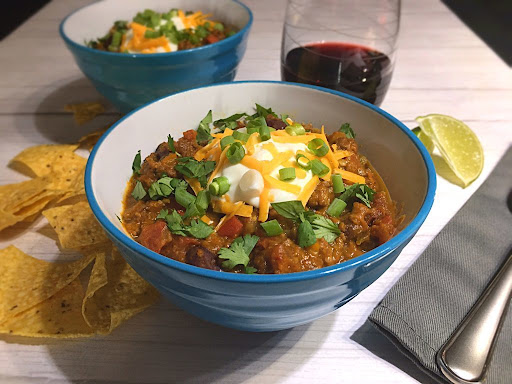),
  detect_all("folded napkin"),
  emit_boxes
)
[369,146,512,384]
